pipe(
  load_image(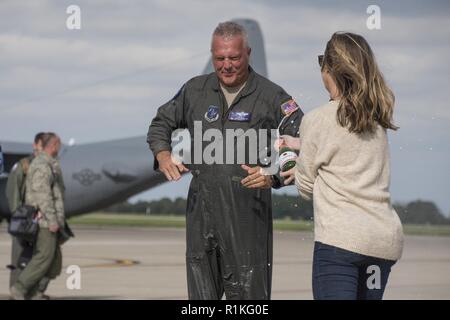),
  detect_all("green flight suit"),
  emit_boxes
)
[13,152,65,297]
[5,156,34,288]
[147,67,303,299]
